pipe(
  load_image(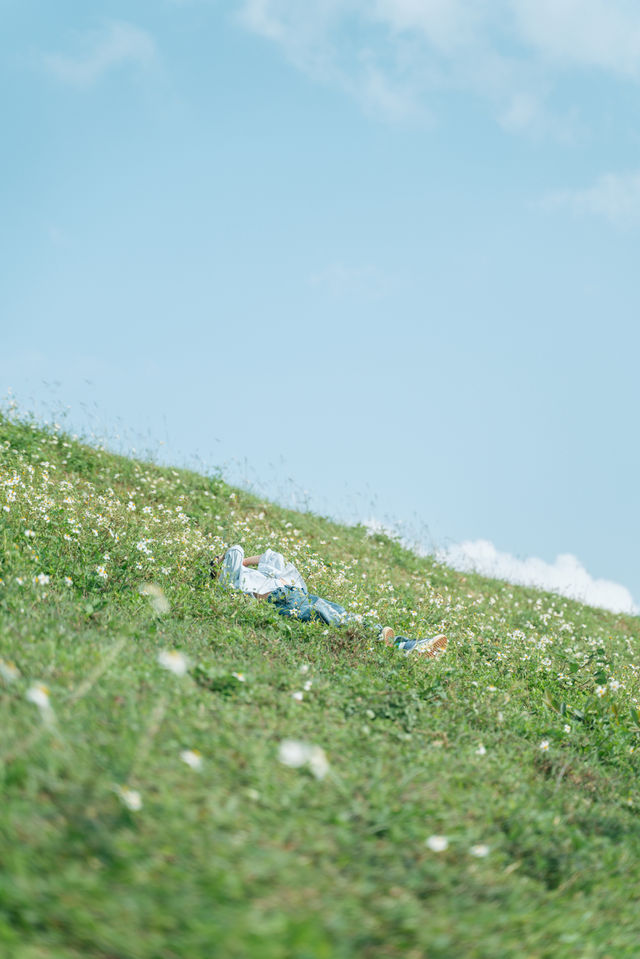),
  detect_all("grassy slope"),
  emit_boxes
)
[1,413,639,959]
